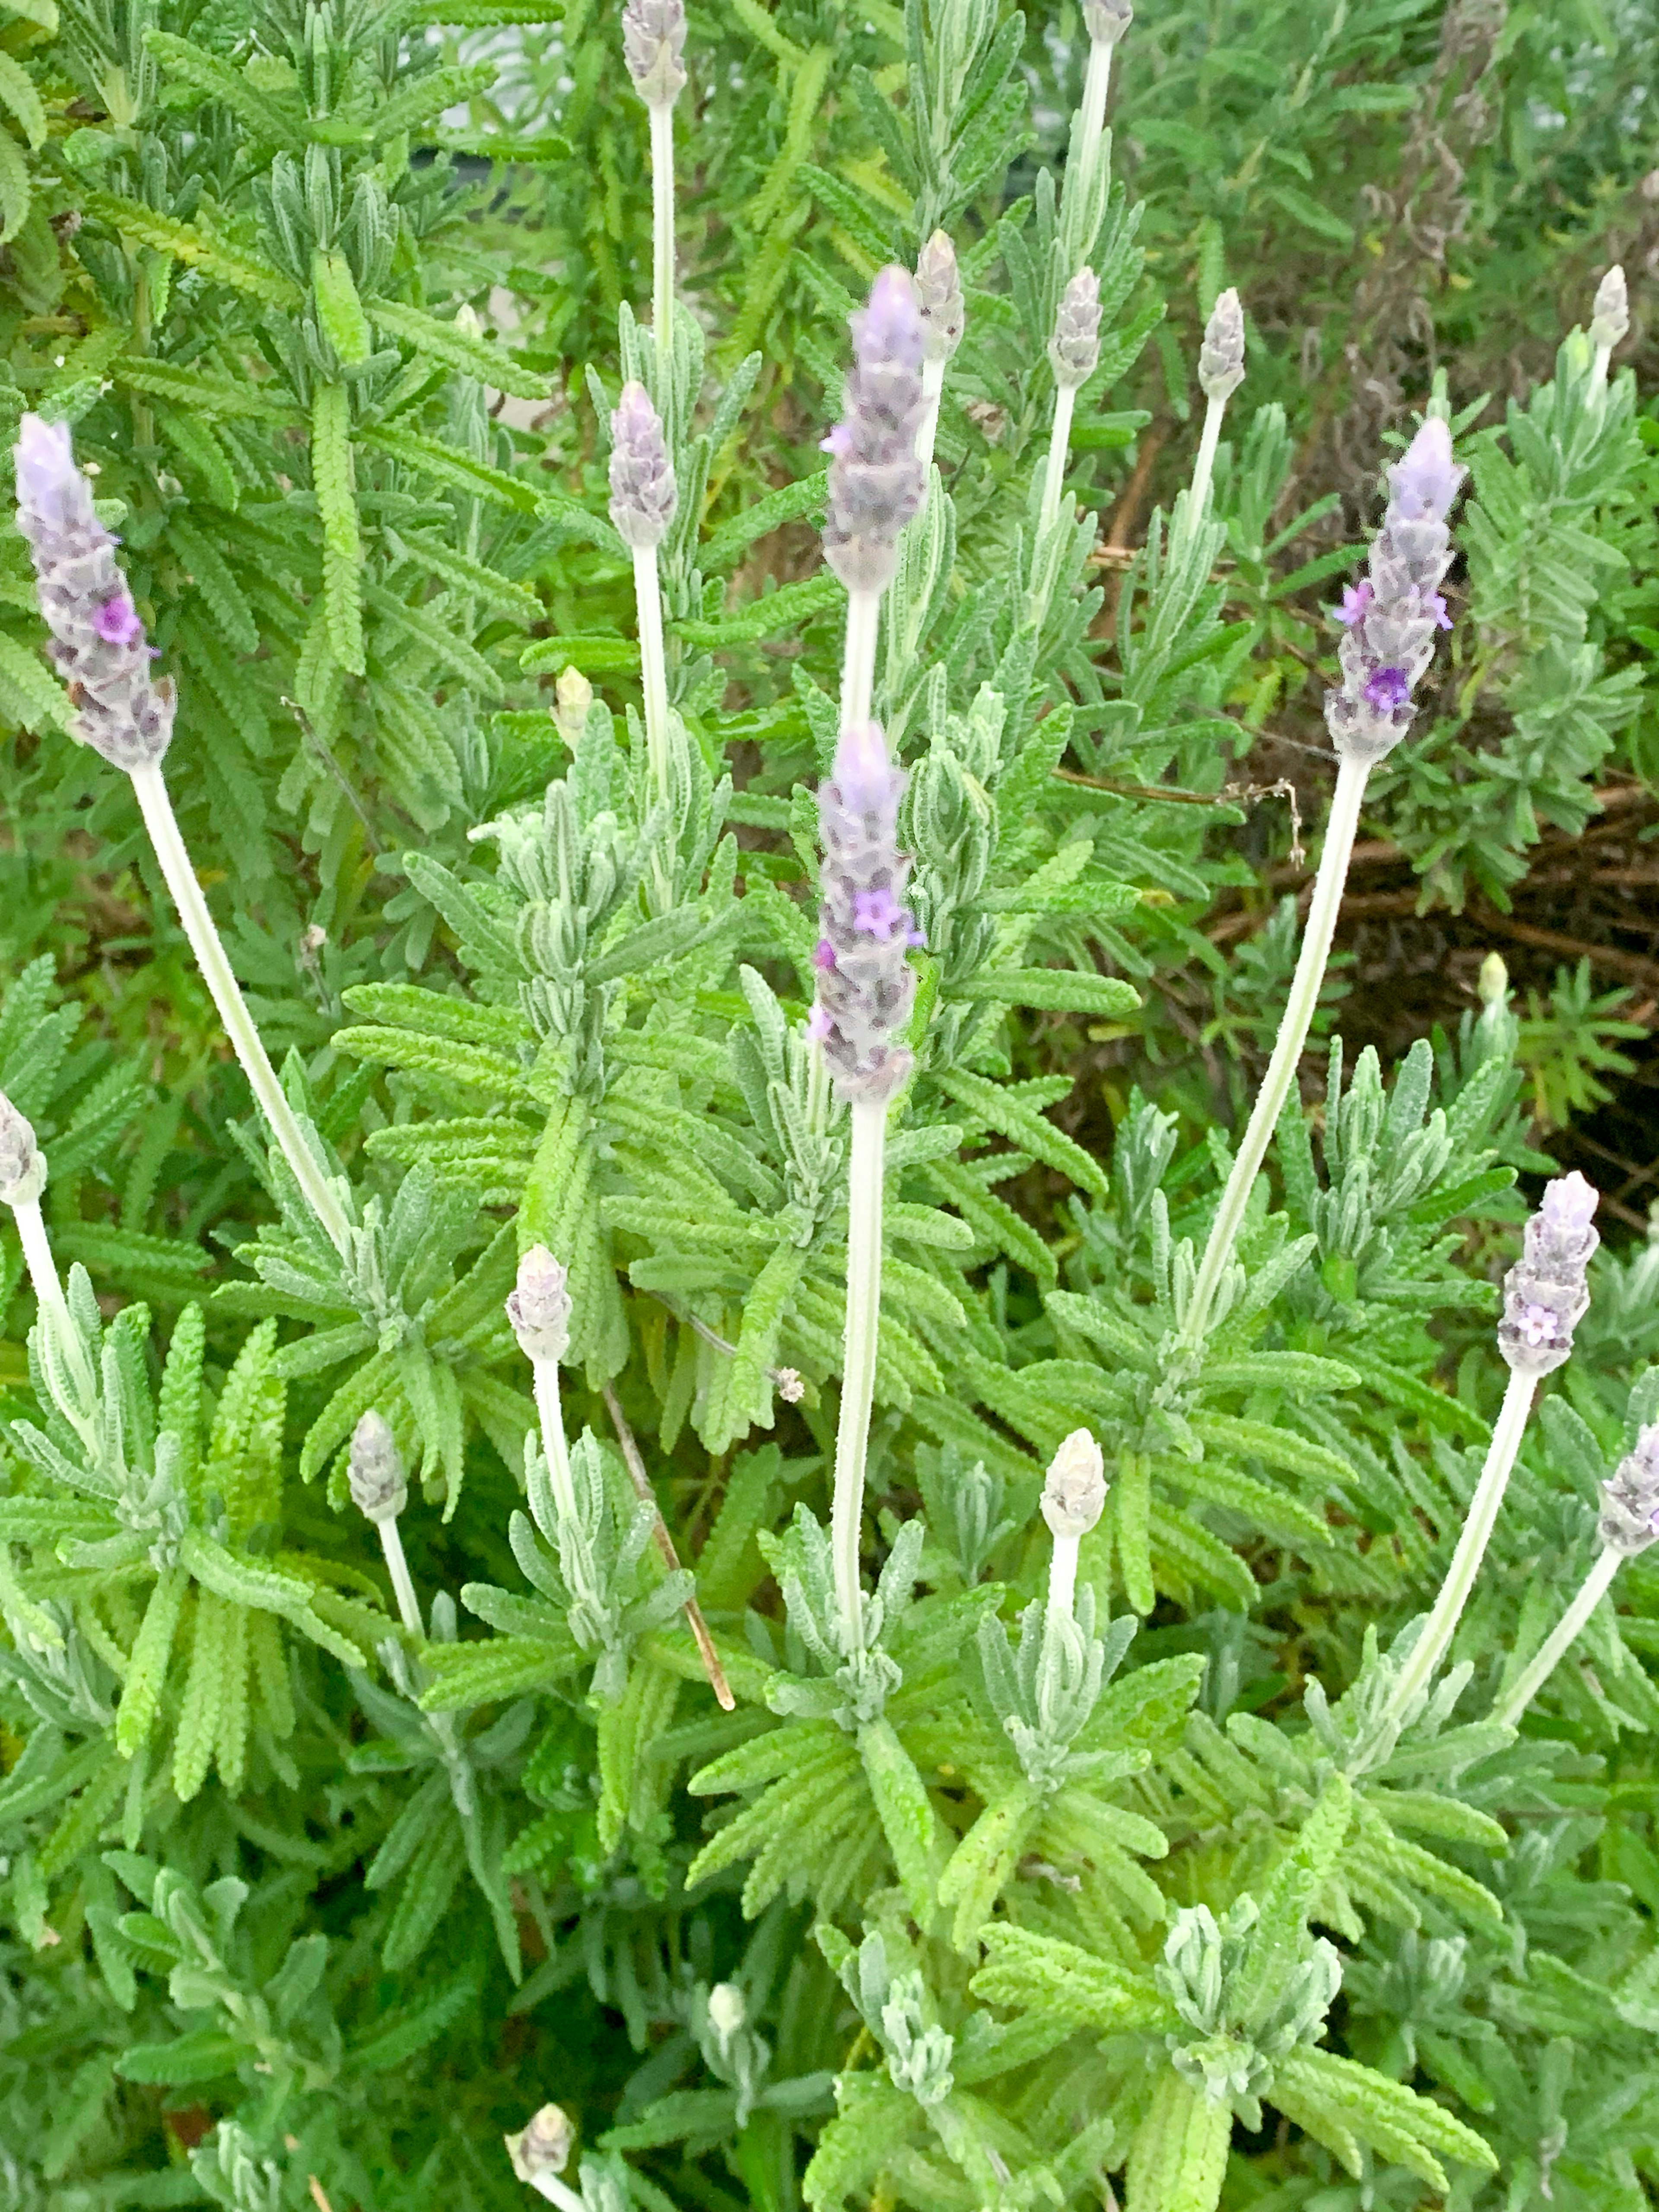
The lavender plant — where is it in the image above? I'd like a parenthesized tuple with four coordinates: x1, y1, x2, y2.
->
(0, 3, 1656, 2210)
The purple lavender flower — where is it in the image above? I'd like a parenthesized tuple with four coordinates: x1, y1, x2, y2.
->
(1049, 270, 1102, 391)
(1599, 1424, 1659, 1556)
(12, 414, 175, 771)
(1498, 1171, 1599, 1378)
(1325, 417, 1465, 767)
(608, 382, 677, 550)
(821, 268, 927, 595)
(623, 0, 686, 105)
(814, 719, 919, 1102)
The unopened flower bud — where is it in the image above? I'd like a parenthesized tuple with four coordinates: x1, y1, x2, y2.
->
(707, 1981, 746, 2035)
(1589, 265, 1629, 353)
(1042, 1430, 1107, 1540)
(1478, 950, 1508, 1007)
(505, 2104, 574, 2186)
(1083, 0, 1133, 44)
(349, 1411, 407, 1525)
(608, 382, 677, 551)
(13, 413, 175, 771)
(774, 1366, 804, 1404)
(915, 232, 965, 365)
(622, 0, 686, 105)
(1198, 288, 1245, 404)
(553, 665, 592, 747)
(1049, 270, 1101, 390)
(0, 1093, 46, 1210)
(1600, 1424, 1659, 1556)
(508, 1245, 572, 1364)
(1499, 1172, 1600, 1378)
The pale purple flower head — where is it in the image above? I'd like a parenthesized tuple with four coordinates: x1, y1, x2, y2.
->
(1198, 289, 1245, 405)
(0, 1090, 46, 1210)
(507, 1243, 572, 1365)
(1042, 1430, 1107, 1541)
(609, 382, 677, 550)
(1599, 1423, 1659, 1556)
(348, 1410, 408, 1526)
(821, 269, 927, 594)
(1083, 0, 1133, 44)
(12, 412, 175, 771)
(622, 0, 686, 105)
(1324, 415, 1465, 767)
(814, 720, 919, 1102)
(1049, 269, 1102, 391)
(1498, 1172, 1599, 1378)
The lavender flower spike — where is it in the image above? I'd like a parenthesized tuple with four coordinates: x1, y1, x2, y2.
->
(609, 382, 677, 550)
(1498, 1171, 1600, 1378)
(1198, 289, 1245, 404)
(507, 1244, 573, 1366)
(0, 1091, 46, 1210)
(1599, 1424, 1659, 1557)
(822, 267, 927, 596)
(1589, 265, 1629, 356)
(12, 414, 174, 771)
(622, 0, 686, 105)
(348, 1411, 408, 1527)
(813, 720, 920, 1105)
(915, 232, 965, 365)
(1084, 0, 1132, 41)
(1049, 270, 1102, 391)
(1325, 416, 1464, 768)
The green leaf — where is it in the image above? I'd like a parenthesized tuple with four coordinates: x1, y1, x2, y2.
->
(311, 381, 365, 676)
(114, 2030, 243, 2086)
(965, 967, 1140, 1018)
(937, 1068, 1109, 1201)
(365, 295, 553, 400)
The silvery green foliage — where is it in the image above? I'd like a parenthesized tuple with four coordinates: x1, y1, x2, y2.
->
(501, 1427, 692, 1704)
(1156, 1895, 1341, 2123)
(975, 1595, 1135, 1794)
(915, 1443, 1014, 1586)
(830, 1933, 955, 2107)
(760, 1507, 925, 1728)
(191, 2123, 283, 2212)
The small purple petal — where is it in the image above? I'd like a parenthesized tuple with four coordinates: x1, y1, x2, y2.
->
(1363, 665, 1410, 712)
(852, 887, 904, 940)
(1335, 582, 1373, 627)
(1424, 590, 1452, 631)
(812, 937, 836, 971)
(806, 1005, 832, 1042)
(1388, 417, 1465, 524)
(94, 593, 142, 646)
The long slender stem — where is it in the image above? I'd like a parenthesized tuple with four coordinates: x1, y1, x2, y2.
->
(129, 763, 353, 1260)
(840, 588, 880, 728)
(378, 1519, 424, 1640)
(1048, 1532, 1080, 1621)
(649, 99, 675, 388)
(915, 355, 946, 482)
(1494, 1547, 1621, 1730)
(602, 1380, 734, 1710)
(632, 543, 671, 810)
(13, 1195, 96, 1416)
(1074, 37, 1113, 201)
(531, 1352, 578, 1524)
(832, 1097, 887, 1653)
(1039, 382, 1078, 537)
(1181, 751, 1368, 1349)
(525, 2173, 585, 2212)
(1183, 394, 1226, 537)
(1390, 1366, 1537, 1723)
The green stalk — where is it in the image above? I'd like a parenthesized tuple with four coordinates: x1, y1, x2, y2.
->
(1180, 751, 1368, 1351)
(130, 762, 354, 1261)
(831, 1096, 887, 1652)
(1494, 1546, 1621, 1729)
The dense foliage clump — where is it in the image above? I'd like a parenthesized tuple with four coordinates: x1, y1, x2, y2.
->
(0, 3, 1657, 2209)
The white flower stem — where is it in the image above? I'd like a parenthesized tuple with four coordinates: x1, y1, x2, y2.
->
(128, 763, 353, 1260)
(1184, 394, 1227, 534)
(840, 588, 880, 728)
(1494, 1546, 1621, 1730)
(650, 98, 675, 387)
(531, 1351, 578, 1524)
(1039, 382, 1078, 537)
(632, 543, 671, 810)
(1591, 343, 1613, 395)
(1048, 1531, 1080, 1622)
(915, 355, 946, 483)
(1181, 751, 1368, 1351)
(832, 1096, 887, 1653)
(377, 1518, 424, 1640)
(13, 1195, 96, 1417)
(1390, 1366, 1538, 1723)
(1076, 37, 1113, 196)
(527, 2173, 585, 2212)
